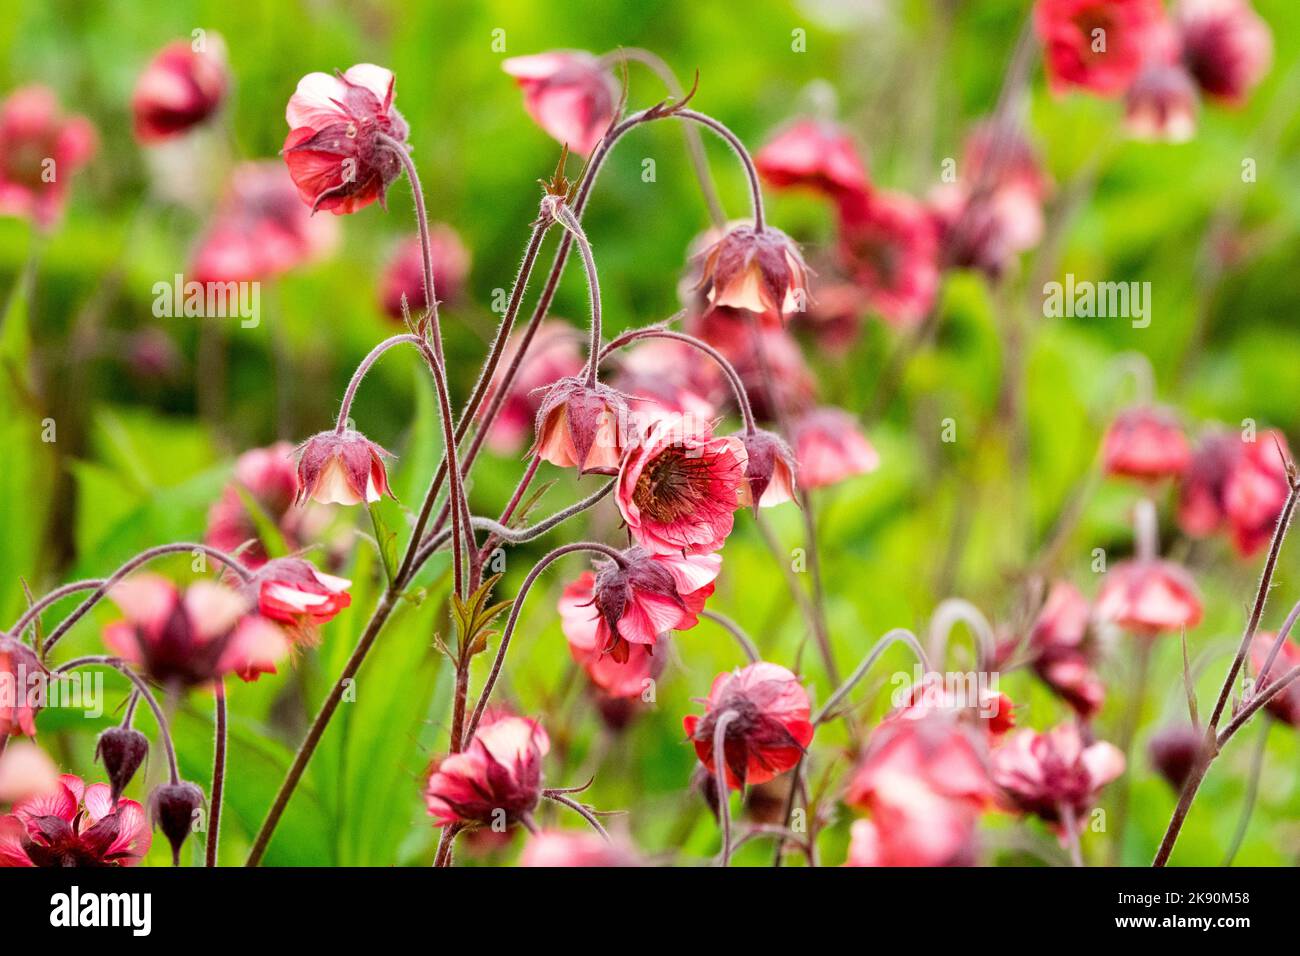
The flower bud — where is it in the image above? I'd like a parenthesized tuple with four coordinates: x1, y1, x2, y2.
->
(95, 727, 149, 806)
(531, 377, 630, 475)
(295, 429, 395, 506)
(1147, 724, 1205, 791)
(736, 428, 798, 512)
(695, 224, 809, 323)
(149, 780, 205, 865)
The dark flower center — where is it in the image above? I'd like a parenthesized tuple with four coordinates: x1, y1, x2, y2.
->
(632, 449, 713, 523)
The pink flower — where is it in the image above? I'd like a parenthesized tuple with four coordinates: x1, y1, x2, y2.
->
(379, 229, 471, 320)
(837, 189, 940, 327)
(532, 377, 631, 475)
(1178, 429, 1291, 556)
(0, 740, 59, 805)
(559, 572, 666, 698)
(205, 442, 306, 568)
(103, 574, 289, 687)
(295, 430, 395, 506)
(992, 723, 1125, 833)
(1028, 582, 1105, 718)
(482, 321, 585, 454)
(248, 557, 351, 647)
(616, 413, 748, 556)
(1176, 0, 1272, 104)
(683, 662, 814, 790)
(1249, 632, 1300, 727)
(687, 308, 816, 420)
(1096, 559, 1203, 637)
(191, 162, 339, 284)
(559, 549, 720, 665)
(792, 281, 866, 352)
(132, 37, 229, 143)
(0, 637, 45, 737)
(755, 118, 870, 200)
(0, 86, 97, 229)
(502, 51, 617, 156)
(1125, 64, 1200, 142)
(519, 829, 639, 867)
(611, 338, 720, 426)
(1034, 0, 1168, 97)
(1102, 406, 1192, 481)
(845, 715, 995, 867)
(892, 678, 1018, 739)
(283, 64, 409, 214)
(694, 225, 811, 324)
(736, 429, 798, 510)
(0, 774, 152, 867)
(425, 714, 549, 829)
(791, 407, 879, 490)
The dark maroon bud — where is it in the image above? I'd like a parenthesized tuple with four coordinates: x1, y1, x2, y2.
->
(1147, 724, 1205, 792)
(691, 764, 721, 821)
(149, 781, 205, 865)
(95, 726, 149, 805)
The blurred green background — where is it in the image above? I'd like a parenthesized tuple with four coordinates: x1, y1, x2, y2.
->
(2, 0, 1299, 866)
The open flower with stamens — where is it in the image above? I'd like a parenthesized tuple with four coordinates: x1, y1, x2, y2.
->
(131, 36, 229, 143)
(616, 414, 748, 556)
(991, 723, 1125, 836)
(683, 662, 814, 790)
(792, 407, 879, 490)
(501, 51, 617, 156)
(694, 225, 810, 324)
(532, 377, 631, 475)
(0, 774, 151, 868)
(103, 574, 289, 687)
(295, 430, 395, 507)
(1102, 405, 1192, 480)
(1096, 559, 1203, 637)
(247, 557, 351, 648)
(0, 637, 45, 738)
(559, 549, 720, 665)
(424, 714, 549, 830)
(283, 64, 408, 214)
(755, 118, 870, 200)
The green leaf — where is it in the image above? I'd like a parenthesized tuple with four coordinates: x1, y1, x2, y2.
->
(369, 503, 399, 586)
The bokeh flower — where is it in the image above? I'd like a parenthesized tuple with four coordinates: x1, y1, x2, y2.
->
(379, 228, 471, 320)
(132, 36, 229, 143)
(502, 51, 617, 155)
(0, 86, 96, 229)
(0, 774, 151, 867)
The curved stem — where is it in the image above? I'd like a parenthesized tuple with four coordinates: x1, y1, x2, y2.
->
(54, 656, 179, 784)
(334, 334, 423, 434)
(713, 711, 739, 866)
(206, 679, 227, 867)
(1222, 717, 1270, 866)
(599, 47, 726, 228)
(601, 326, 756, 434)
(1217, 663, 1300, 747)
(676, 109, 765, 231)
(7, 579, 104, 644)
(543, 790, 611, 841)
(475, 455, 541, 568)
(1257, 599, 1300, 690)
(925, 598, 996, 673)
(547, 203, 603, 387)
(462, 543, 627, 745)
(814, 628, 929, 725)
(433, 822, 462, 868)
(41, 544, 252, 657)
(701, 609, 760, 663)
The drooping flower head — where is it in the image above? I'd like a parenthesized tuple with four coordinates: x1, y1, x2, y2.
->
(1102, 405, 1192, 481)
(836, 189, 940, 327)
(424, 714, 550, 830)
(791, 407, 879, 490)
(191, 161, 339, 284)
(736, 428, 798, 511)
(1096, 559, 1203, 637)
(1176, 0, 1272, 104)
(695, 225, 810, 324)
(283, 64, 409, 214)
(0, 86, 97, 229)
(246, 557, 351, 647)
(1027, 581, 1105, 718)
(103, 574, 289, 687)
(295, 430, 395, 507)
(0, 774, 152, 868)
(1178, 428, 1292, 556)
(755, 118, 870, 200)
(502, 51, 618, 156)
(1125, 64, 1200, 142)
(844, 714, 995, 867)
(0, 637, 46, 738)
(559, 549, 720, 665)
(531, 377, 631, 476)
(132, 36, 229, 143)
(991, 723, 1125, 833)
(1034, 0, 1169, 97)
(559, 572, 666, 698)
(683, 662, 814, 790)
(482, 321, 585, 454)
(616, 413, 748, 556)
(379, 228, 471, 320)
(1249, 632, 1300, 727)
(205, 442, 309, 568)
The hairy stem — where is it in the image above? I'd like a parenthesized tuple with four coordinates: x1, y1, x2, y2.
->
(676, 109, 766, 231)
(206, 679, 227, 867)
(334, 334, 423, 434)
(701, 609, 760, 663)
(714, 711, 739, 866)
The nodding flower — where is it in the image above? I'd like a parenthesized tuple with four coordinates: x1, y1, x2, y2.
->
(1027, 581, 1106, 719)
(1175, 0, 1272, 105)
(1034, 0, 1168, 98)
(531, 377, 632, 476)
(1102, 405, 1192, 481)
(694, 224, 810, 324)
(246, 557, 352, 647)
(0, 637, 46, 738)
(755, 117, 870, 201)
(283, 64, 409, 214)
(683, 662, 814, 791)
(991, 723, 1125, 837)
(1096, 558, 1203, 638)
(0, 86, 97, 229)
(295, 430, 395, 507)
(424, 714, 550, 830)
(379, 229, 470, 320)
(1249, 631, 1300, 727)
(791, 407, 879, 490)
(501, 51, 618, 156)
(836, 188, 940, 328)
(735, 428, 798, 512)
